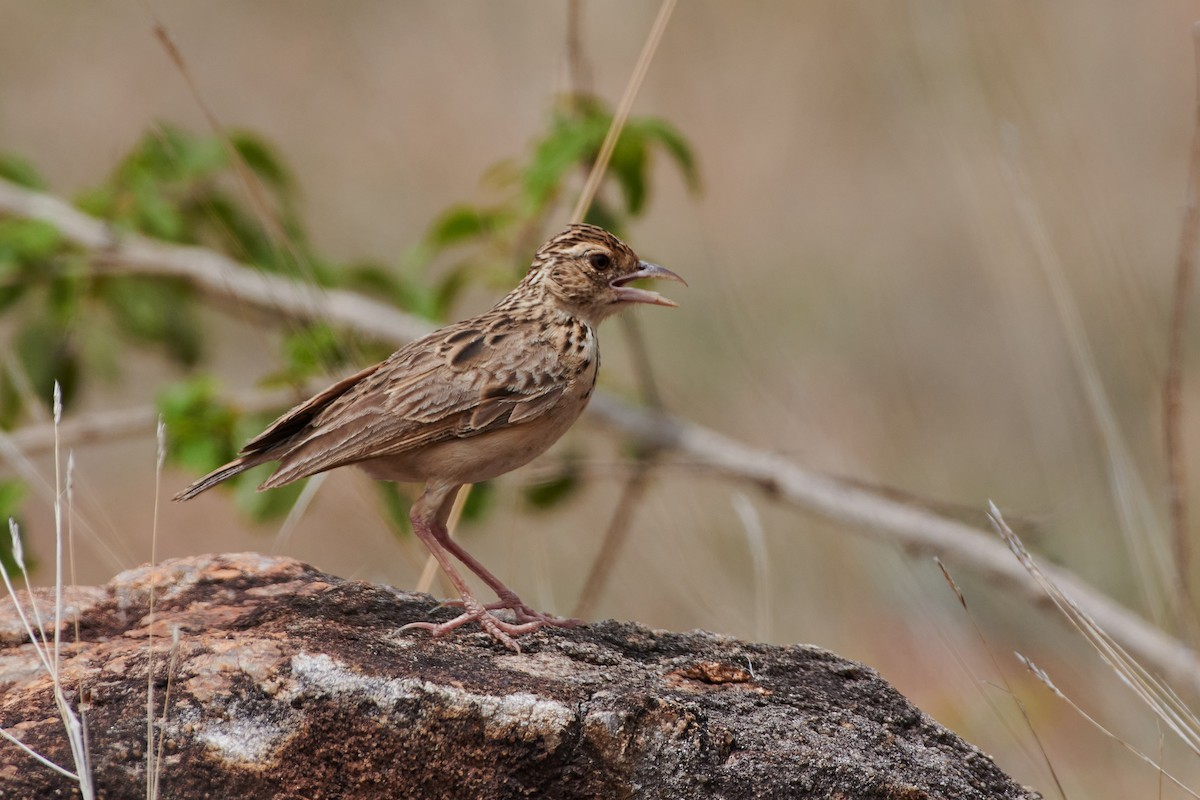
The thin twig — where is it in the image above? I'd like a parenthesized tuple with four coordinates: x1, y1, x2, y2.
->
(565, 0, 592, 102)
(566, 0, 676, 612)
(1, 177, 1198, 690)
(572, 457, 653, 619)
(151, 626, 181, 800)
(1163, 23, 1200, 618)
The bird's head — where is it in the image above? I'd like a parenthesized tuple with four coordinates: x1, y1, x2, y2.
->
(527, 223, 685, 326)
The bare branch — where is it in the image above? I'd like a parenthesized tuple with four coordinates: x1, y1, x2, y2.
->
(1, 176, 1196, 690)
(572, 456, 654, 619)
(1163, 22, 1200, 615)
(8, 386, 306, 458)
(585, 397, 1200, 692)
(0, 179, 430, 346)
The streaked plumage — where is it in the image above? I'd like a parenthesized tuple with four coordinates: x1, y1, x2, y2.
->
(175, 223, 683, 650)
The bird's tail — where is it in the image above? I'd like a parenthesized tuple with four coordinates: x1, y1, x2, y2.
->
(173, 456, 262, 502)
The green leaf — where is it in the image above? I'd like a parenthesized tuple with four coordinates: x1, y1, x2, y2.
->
(158, 377, 239, 473)
(169, 130, 227, 181)
(523, 459, 581, 510)
(73, 185, 116, 219)
(231, 131, 294, 195)
(461, 480, 494, 523)
(0, 480, 25, 518)
(195, 190, 277, 266)
(0, 480, 29, 574)
(101, 277, 201, 365)
(0, 154, 46, 190)
(75, 311, 122, 382)
(347, 264, 440, 321)
(582, 201, 621, 233)
(0, 283, 25, 314)
(282, 322, 350, 379)
(375, 482, 413, 537)
(16, 320, 79, 413)
(234, 466, 304, 522)
(46, 271, 84, 327)
(0, 218, 63, 265)
(0, 374, 22, 430)
(0, 220, 59, 313)
(346, 262, 403, 300)
(346, 261, 447, 321)
(629, 117, 701, 192)
(427, 205, 497, 249)
(609, 132, 648, 215)
(524, 112, 607, 210)
(434, 264, 473, 318)
(130, 175, 186, 241)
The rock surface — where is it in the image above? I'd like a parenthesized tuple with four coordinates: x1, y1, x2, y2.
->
(0, 553, 1040, 799)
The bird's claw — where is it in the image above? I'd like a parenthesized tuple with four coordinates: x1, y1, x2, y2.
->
(438, 594, 584, 628)
(403, 603, 546, 653)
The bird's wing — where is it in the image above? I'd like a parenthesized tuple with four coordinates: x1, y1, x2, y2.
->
(240, 360, 387, 456)
(258, 317, 577, 487)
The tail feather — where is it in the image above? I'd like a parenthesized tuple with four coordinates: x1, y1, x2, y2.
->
(173, 455, 263, 502)
(175, 363, 383, 502)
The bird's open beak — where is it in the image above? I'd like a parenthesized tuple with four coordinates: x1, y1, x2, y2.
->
(611, 261, 687, 307)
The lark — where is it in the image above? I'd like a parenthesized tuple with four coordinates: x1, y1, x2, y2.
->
(175, 223, 684, 650)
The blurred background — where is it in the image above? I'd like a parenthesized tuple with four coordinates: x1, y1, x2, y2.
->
(3, 1, 1200, 795)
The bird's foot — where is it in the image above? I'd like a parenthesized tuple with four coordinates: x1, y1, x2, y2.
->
(403, 598, 546, 653)
(441, 592, 585, 628)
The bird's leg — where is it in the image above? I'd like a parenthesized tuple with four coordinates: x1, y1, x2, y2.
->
(431, 487, 583, 629)
(401, 484, 544, 651)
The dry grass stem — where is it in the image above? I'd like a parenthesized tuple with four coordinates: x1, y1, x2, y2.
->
(733, 493, 772, 644)
(572, 457, 653, 619)
(568, 0, 678, 225)
(52, 385, 93, 798)
(0, 387, 95, 795)
(1017, 653, 1198, 798)
(990, 502, 1200, 757)
(145, 418, 167, 800)
(1001, 129, 1178, 629)
(934, 558, 1066, 800)
(1162, 23, 1200, 616)
(271, 472, 326, 555)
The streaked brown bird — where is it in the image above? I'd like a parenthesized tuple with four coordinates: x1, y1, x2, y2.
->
(175, 223, 684, 650)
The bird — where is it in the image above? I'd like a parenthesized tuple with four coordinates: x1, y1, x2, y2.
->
(174, 223, 684, 651)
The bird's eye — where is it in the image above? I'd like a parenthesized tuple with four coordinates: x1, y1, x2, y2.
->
(588, 252, 612, 270)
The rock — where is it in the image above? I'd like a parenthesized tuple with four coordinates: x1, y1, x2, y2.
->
(0, 553, 1040, 799)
